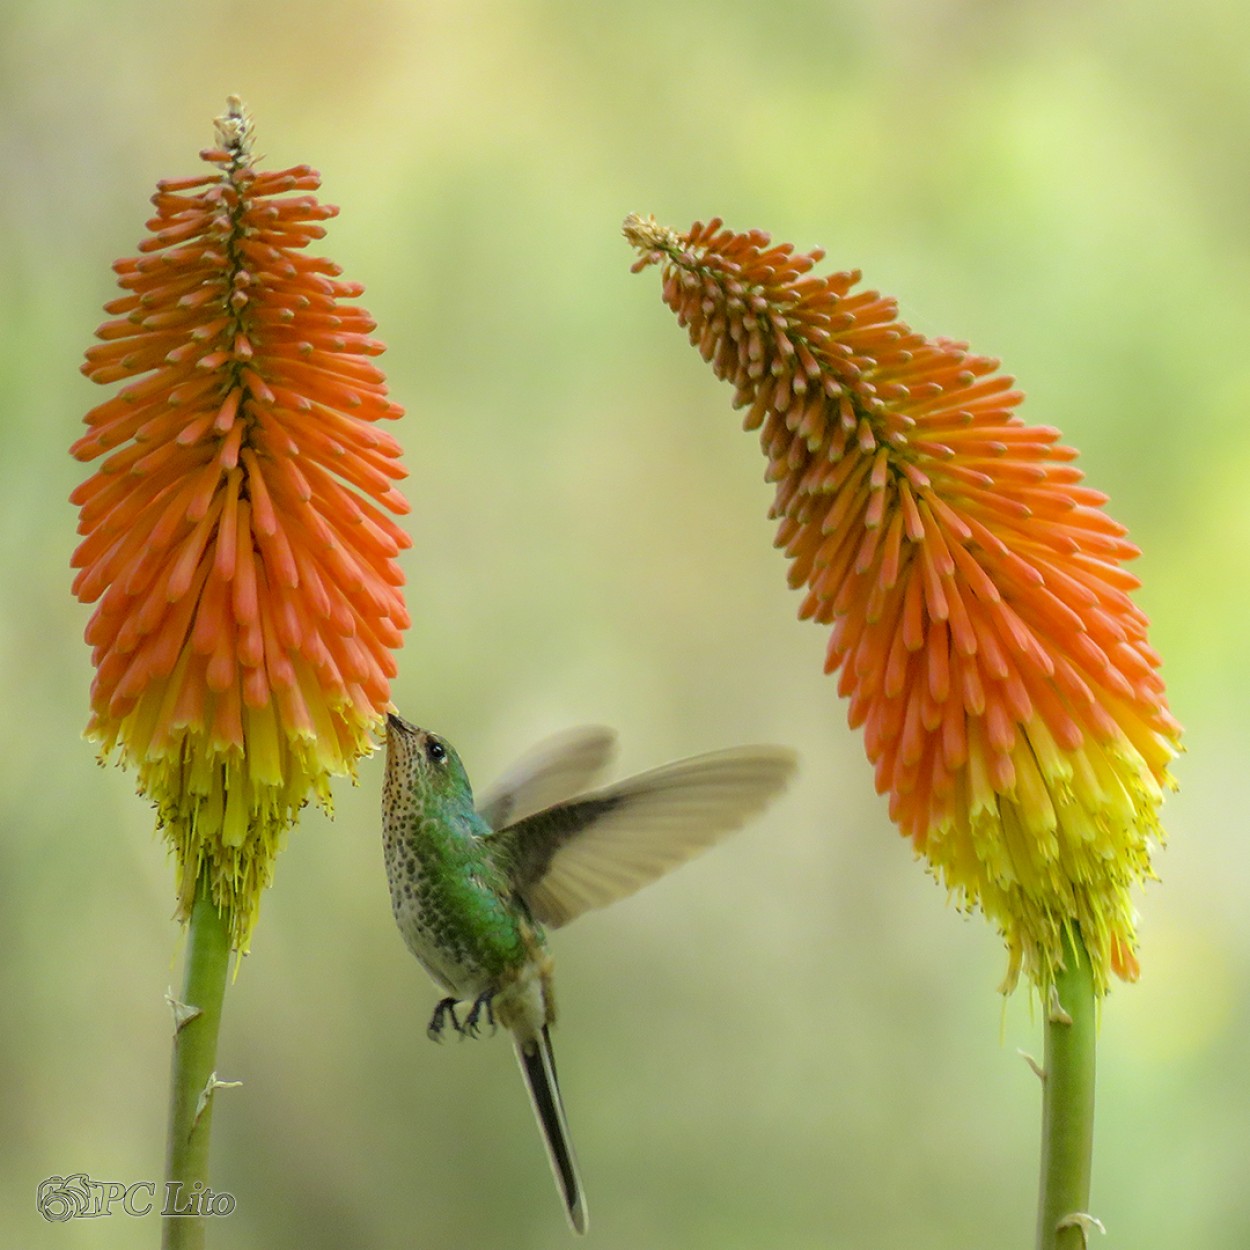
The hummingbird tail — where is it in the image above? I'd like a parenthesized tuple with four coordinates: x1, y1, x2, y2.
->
(514, 1026, 587, 1234)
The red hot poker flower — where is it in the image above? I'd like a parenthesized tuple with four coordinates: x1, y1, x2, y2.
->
(71, 99, 411, 950)
(625, 213, 1180, 994)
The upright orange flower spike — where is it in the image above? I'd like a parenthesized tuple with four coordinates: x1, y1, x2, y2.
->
(71, 98, 411, 950)
(625, 213, 1180, 994)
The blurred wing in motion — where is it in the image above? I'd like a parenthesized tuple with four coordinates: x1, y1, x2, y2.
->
(476, 726, 619, 832)
(495, 746, 797, 928)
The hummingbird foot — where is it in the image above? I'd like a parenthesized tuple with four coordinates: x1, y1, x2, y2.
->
(463, 990, 497, 1038)
(427, 996, 464, 1042)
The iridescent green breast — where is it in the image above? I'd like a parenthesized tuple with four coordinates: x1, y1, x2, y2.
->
(384, 807, 530, 999)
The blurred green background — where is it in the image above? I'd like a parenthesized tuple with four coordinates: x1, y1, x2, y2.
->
(3, 0, 1248, 1246)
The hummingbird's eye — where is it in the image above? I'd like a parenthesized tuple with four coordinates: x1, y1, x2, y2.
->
(425, 739, 447, 765)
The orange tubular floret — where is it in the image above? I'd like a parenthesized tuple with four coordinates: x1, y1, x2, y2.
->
(71, 101, 410, 951)
(626, 213, 1180, 995)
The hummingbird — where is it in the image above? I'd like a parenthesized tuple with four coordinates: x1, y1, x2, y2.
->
(381, 713, 797, 1235)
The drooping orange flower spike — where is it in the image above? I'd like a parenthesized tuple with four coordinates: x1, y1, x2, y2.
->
(625, 214, 1180, 994)
(71, 99, 411, 950)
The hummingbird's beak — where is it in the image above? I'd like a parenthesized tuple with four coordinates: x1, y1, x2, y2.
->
(386, 711, 414, 735)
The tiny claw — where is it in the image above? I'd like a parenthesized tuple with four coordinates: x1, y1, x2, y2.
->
(1057, 1211, 1106, 1247)
(464, 990, 496, 1038)
(427, 996, 463, 1042)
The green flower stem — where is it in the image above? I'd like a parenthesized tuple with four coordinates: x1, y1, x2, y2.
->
(163, 874, 232, 1250)
(1035, 926, 1098, 1250)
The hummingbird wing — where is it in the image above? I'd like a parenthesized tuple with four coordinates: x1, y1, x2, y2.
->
(494, 746, 797, 928)
(475, 726, 619, 831)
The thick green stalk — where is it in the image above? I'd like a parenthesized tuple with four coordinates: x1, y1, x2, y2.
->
(162, 875, 232, 1249)
(1035, 926, 1098, 1250)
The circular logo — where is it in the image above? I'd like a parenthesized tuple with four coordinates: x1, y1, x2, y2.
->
(37, 1174, 91, 1222)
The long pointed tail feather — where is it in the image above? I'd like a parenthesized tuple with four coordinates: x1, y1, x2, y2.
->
(514, 1026, 587, 1234)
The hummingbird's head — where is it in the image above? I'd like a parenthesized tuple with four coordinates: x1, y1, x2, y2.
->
(384, 713, 474, 805)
